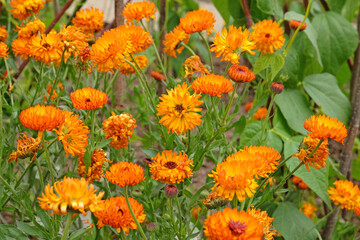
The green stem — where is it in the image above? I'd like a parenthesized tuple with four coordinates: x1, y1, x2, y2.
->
(259, 94, 275, 143)
(223, 62, 231, 77)
(222, 82, 239, 125)
(233, 197, 238, 209)
(198, 32, 214, 73)
(273, 162, 303, 193)
(42, 134, 55, 184)
(175, 196, 183, 239)
(211, 96, 221, 124)
(180, 42, 196, 56)
(120, 229, 127, 240)
(352, 222, 360, 240)
(106, 69, 120, 93)
(240, 199, 246, 211)
(31, 63, 44, 106)
(0, 85, 3, 159)
(34, 156, 45, 191)
(90, 109, 96, 147)
(61, 213, 74, 240)
(187, 130, 191, 154)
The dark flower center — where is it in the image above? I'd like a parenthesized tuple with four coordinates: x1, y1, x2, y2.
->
(85, 98, 91, 103)
(164, 161, 178, 169)
(42, 43, 51, 49)
(265, 33, 271, 38)
(175, 104, 184, 113)
(228, 219, 247, 236)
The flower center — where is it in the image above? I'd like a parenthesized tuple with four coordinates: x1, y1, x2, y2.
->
(265, 33, 271, 38)
(164, 161, 178, 169)
(228, 219, 247, 236)
(42, 43, 51, 49)
(174, 104, 184, 113)
(85, 98, 91, 103)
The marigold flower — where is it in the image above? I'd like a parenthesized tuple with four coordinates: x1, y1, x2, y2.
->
(10, 0, 44, 20)
(78, 149, 111, 182)
(250, 19, 285, 54)
(163, 27, 190, 58)
(191, 74, 233, 97)
(43, 82, 63, 103)
(300, 202, 317, 220)
(59, 24, 88, 61)
(94, 196, 146, 234)
(17, 19, 45, 39)
(204, 208, 263, 240)
(151, 71, 165, 81)
(202, 191, 228, 210)
(253, 107, 267, 120)
(123, 0, 157, 25)
(354, 206, 360, 216)
(248, 208, 277, 240)
(119, 55, 148, 75)
(38, 177, 104, 215)
(328, 180, 360, 210)
(157, 83, 203, 134)
(72, 7, 104, 33)
(183, 56, 210, 79)
(292, 176, 309, 189)
(179, 9, 215, 35)
(12, 38, 31, 59)
(304, 115, 347, 143)
(289, 20, 307, 31)
(8, 133, 41, 162)
(210, 25, 255, 64)
(0, 26, 8, 42)
(0, 42, 8, 59)
(54, 110, 89, 157)
(106, 161, 145, 187)
(102, 112, 137, 149)
(228, 65, 255, 83)
(150, 150, 193, 184)
(116, 25, 153, 54)
(70, 87, 108, 110)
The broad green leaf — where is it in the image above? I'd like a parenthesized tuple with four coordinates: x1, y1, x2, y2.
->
(341, 0, 360, 21)
(257, 0, 283, 19)
(254, 53, 284, 80)
(211, 0, 230, 23)
(274, 89, 313, 134)
(303, 73, 352, 124)
(273, 202, 319, 240)
(232, 115, 246, 141)
(182, 0, 199, 10)
(312, 12, 358, 75)
(266, 130, 283, 153)
(272, 109, 293, 140)
(336, 61, 351, 90)
(17, 221, 48, 239)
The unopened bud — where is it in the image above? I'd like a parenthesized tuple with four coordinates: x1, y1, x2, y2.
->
(289, 20, 307, 31)
(270, 82, 284, 94)
(164, 184, 178, 198)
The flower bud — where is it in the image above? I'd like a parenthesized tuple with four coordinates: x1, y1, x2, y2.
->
(164, 184, 178, 198)
(270, 82, 284, 94)
(289, 20, 307, 31)
(147, 222, 157, 232)
(151, 71, 165, 81)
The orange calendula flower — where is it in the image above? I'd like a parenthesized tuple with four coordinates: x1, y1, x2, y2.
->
(116, 25, 153, 54)
(17, 19, 45, 39)
(70, 87, 108, 110)
(43, 82, 63, 103)
(157, 83, 203, 134)
(183, 56, 210, 79)
(10, 0, 44, 20)
(253, 107, 267, 120)
(300, 202, 317, 220)
(123, 0, 157, 25)
(94, 196, 146, 234)
(250, 19, 285, 54)
(72, 7, 104, 34)
(106, 161, 145, 187)
(304, 115, 347, 144)
(211, 25, 255, 64)
(8, 133, 41, 162)
(54, 110, 89, 157)
(78, 149, 111, 182)
(248, 208, 277, 240)
(0, 42, 9, 58)
(204, 208, 264, 240)
(38, 177, 104, 215)
(163, 27, 190, 58)
(102, 112, 137, 149)
(12, 38, 31, 59)
(150, 150, 193, 184)
(59, 24, 88, 61)
(0, 26, 8, 42)
(293, 136, 329, 172)
(228, 65, 255, 83)
(119, 55, 148, 75)
(289, 20, 307, 31)
(292, 176, 309, 189)
(192, 74, 233, 97)
(179, 9, 215, 35)
(328, 180, 360, 210)
(151, 71, 165, 81)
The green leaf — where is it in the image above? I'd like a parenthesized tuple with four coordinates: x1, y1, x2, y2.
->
(273, 202, 319, 240)
(83, 149, 92, 170)
(312, 12, 358, 75)
(240, 121, 263, 147)
(69, 228, 91, 240)
(94, 139, 112, 149)
(211, 0, 230, 23)
(141, 148, 158, 158)
(36, 205, 51, 230)
(274, 89, 313, 134)
(257, 0, 283, 19)
(303, 73, 352, 124)
(253, 53, 284, 80)
(272, 109, 293, 140)
(0, 225, 28, 240)
(232, 115, 246, 140)
(16, 221, 48, 239)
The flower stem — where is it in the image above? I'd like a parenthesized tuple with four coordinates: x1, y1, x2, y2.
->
(0, 85, 3, 159)
(223, 62, 231, 77)
(120, 229, 127, 240)
(90, 109, 96, 148)
(259, 93, 275, 143)
(61, 212, 74, 240)
(222, 82, 239, 125)
(198, 32, 214, 73)
(42, 134, 55, 184)
(240, 199, 246, 211)
(34, 156, 45, 191)
(175, 196, 183, 239)
(180, 42, 196, 56)
(187, 130, 191, 154)
(211, 96, 221, 124)
(274, 162, 303, 193)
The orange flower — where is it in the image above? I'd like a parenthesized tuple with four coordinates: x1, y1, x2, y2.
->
(54, 110, 89, 157)
(163, 27, 190, 58)
(328, 180, 360, 210)
(8, 133, 41, 162)
(228, 65, 255, 83)
(94, 196, 146, 234)
(248, 208, 277, 240)
(17, 19, 45, 39)
(245, 102, 253, 112)
(293, 136, 329, 172)
(300, 202, 317, 220)
(150, 150, 193, 184)
(0, 42, 8, 59)
(123, 0, 157, 25)
(210, 25, 255, 64)
(0, 26, 8, 42)
(191, 206, 202, 220)
(289, 20, 307, 31)
(251, 19, 285, 54)
(106, 161, 145, 187)
(192, 73, 233, 97)
(202, 191, 228, 210)
(179, 9, 215, 35)
(151, 71, 165, 81)
(19, 105, 65, 136)
(204, 208, 263, 240)
(12, 38, 31, 59)
(59, 24, 88, 61)
(72, 7, 104, 33)
(102, 112, 137, 149)
(304, 115, 347, 143)
(116, 25, 153, 54)
(10, 0, 44, 20)
(292, 176, 309, 189)
(43, 82, 63, 103)
(70, 87, 108, 110)
(119, 55, 148, 75)
(157, 83, 203, 134)
(253, 107, 267, 120)
(183, 56, 210, 79)
(38, 177, 104, 215)
(78, 149, 111, 182)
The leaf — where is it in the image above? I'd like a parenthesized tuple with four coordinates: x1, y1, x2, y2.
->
(257, 0, 283, 19)
(253, 53, 284, 80)
(94, 139, 112, 149)
(272, 109, 293, 140)
(274, 89, 313, 134)
(303, 73, 352, 124)
(211, 0, 230, 23)
(17, 221, 48, 239)
(232, 115, 247, 140)
(69, 228, 91, 240)
(141, 148, 158, 158)
(0, 225, 28, 240)
(239, 121, 263, 147)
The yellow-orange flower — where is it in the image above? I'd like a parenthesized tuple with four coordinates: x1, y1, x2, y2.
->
(78, 149, 111, 182)
(94, 196, 146, 234)
(211, 25, 255, 64)
(292, 176, 309, 189)
(300, 202, 317, 220)
(12, 38, 31, 59)
(118, 25, 154, 54)
(157, 83, 203, 134)
(54, 110, 89, 157)
(70, 87, 108, 110)
(59, 24, 88, 61)
(163, 27, 190, 58)
(119, 55, 148, 75)
(0, 26, 8, 42)
(228, 65, 255, 83)
(150, 150, 193, 184)
(72, 7, 104, 34)
(0, 42, 8, 59)
(17, 19, 45, 39)
(253, 107, 267, 120)
(102, 112, 137, 149)
(304, 115, 347, 144)
(123, 0, 157, 25)
(250, 19, 285, 54)
(248, 208, 277, 240)
(192, 74, 233, 97)
(328, 180, 360, 210)
(10, 0, 44, 20)
(28, 30, 64, 66)
(179, 9, 215, 35)
(293, 136, 329, 172)
(289, 20, 307, 31)
(204, 208, 263, 240)
(106, 161, 145, 187)
(38, 177, 104, 215)
(183, 56, 210, 79)
(8, 133, 41, 162)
